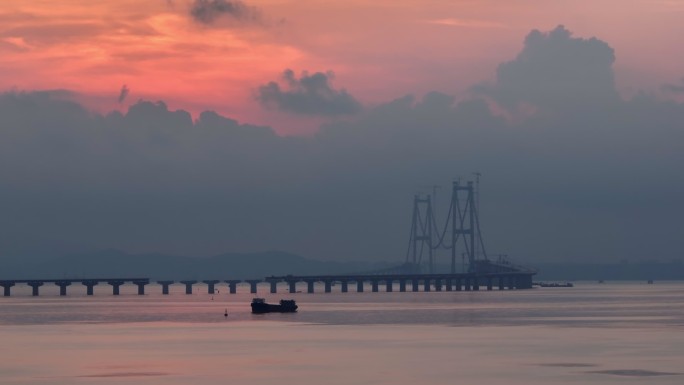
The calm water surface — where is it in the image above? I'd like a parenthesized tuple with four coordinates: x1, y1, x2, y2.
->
(1, 282, 683, 384)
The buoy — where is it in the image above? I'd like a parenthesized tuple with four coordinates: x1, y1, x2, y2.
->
(224, 309, 228, 318)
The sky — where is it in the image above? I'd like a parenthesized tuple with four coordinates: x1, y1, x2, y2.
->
(1, 0, 683, 266)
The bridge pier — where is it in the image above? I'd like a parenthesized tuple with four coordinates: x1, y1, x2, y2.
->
(371, 280, 379, 292)
(133, 280, 147, 295)
(246, 280, 261, 294)
(108, 280, 124, 295)
(180, 280, 197, 295)
(157, 280, 174, 295)
(445, 278, 452, 291)
(412, 279, 419, 292)
(1, 281, 15, 297)
(203, 280, 220, 294)
(55, 281, 71, 296)
(256, 273, 537, 295)
(270, 281, 278, 294)
(81, 280, 99, 295)
(288, 280, 297, 294)
(226, 280, 241, 294)
(306, 280, 315, 293)
(28, 281, 43, 296)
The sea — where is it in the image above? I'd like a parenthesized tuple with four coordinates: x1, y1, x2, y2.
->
(1, 281, 683, 384)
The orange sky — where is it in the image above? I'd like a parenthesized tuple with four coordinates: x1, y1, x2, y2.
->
(1, 0, 683, 134)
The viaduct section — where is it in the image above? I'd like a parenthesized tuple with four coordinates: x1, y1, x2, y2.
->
(0, 272, 534, 297)
(0, 278, 150, 297)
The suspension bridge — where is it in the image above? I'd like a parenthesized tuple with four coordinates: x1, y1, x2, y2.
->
(0, 177, 536, 296)
(265, 177, 537, 292)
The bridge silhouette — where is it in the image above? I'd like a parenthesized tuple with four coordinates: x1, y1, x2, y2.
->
(0, 178, 537, 297)
(0, 271, 534, 297)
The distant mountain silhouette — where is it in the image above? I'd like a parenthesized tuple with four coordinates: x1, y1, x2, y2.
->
(1, 250, 681, 281)
(0, 249, 392, 280)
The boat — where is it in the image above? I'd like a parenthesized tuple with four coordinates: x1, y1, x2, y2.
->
(251, 298, 298, 314)
(538, 282, 574, 288)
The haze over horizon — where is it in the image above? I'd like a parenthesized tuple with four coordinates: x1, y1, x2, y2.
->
(1, 1, 683, 267)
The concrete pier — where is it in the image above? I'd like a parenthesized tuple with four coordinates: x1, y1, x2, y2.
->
(324, 280, 332, 293)
(356, 280, 364, 292)
(306, 280, 315, 293)
(269, 281, 278, 293)
(371, 280, 379, 292)
(455, 278, 462, 291)
(54, 281, 71, 296)
(180, 280, 197, 295)
(445, 278, 452, 291)
(203, 280, 220, 294)
(133, 280, 147, 295)
(107, 280, 124, 295)
(81, 280, 99, 295)
(1, 281, 15, 297)
(226, 280, 241, 294)
(385, 280, 393, 292)
(423, 279, 431, 292)
(341, 280, 348, 293)
(412, 279, 419, 292)
(435, 279, 442, 291)
(399, 279, 406, 292)
(158, 280, 174, 295)
(245, 280, 261, 294)
(288, 280, 297, 293)
(28, 281, 43, 296)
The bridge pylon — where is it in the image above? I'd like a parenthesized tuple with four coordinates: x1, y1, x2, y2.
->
(408, 194, 434, 273)
(450, 180, 478, 273)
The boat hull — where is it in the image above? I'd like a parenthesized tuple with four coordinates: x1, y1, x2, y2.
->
(251, 302, 298, 314)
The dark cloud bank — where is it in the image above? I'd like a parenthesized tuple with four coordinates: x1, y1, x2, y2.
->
(1, 26, 683, 270)
(257, 69, 363, 116)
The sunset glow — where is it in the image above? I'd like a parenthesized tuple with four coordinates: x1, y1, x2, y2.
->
(2, 0, 683, 134)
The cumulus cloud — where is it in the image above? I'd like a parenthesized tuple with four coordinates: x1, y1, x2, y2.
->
(476, 25, 619, 113)
(1, 26, 683, 266)
(257, 69, 363, 116)
(189, 0, 261, 25)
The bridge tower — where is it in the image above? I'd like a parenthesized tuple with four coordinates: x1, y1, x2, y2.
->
(408, 194, 434, 273)
(450, 181, 477, 273)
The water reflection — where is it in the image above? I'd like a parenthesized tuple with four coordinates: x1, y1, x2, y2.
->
(0, 283, 682, 385)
